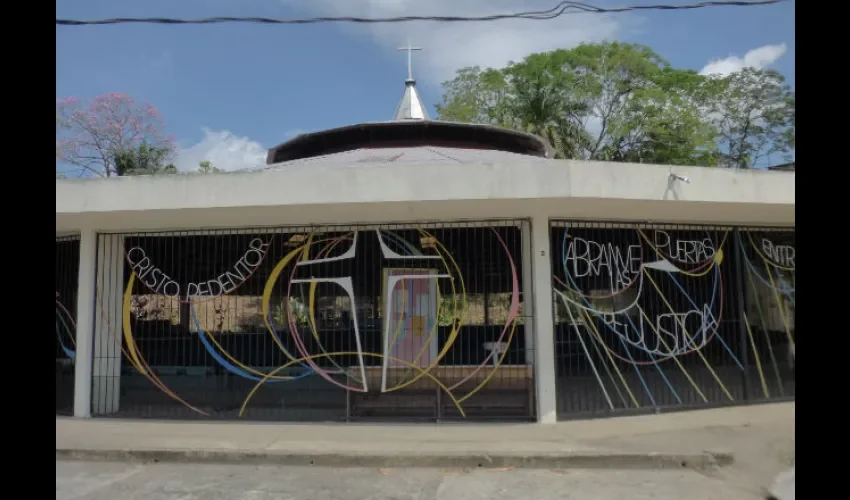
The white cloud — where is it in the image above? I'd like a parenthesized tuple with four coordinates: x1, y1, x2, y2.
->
(279, 0, 624, 84)
(699, 43, 787, 77)
(175, 128, 267, 172)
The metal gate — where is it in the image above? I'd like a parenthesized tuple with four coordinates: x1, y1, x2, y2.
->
(550, 221, 794, 418)
(91, 221, 533, 421)
(56, 235, 81, 415)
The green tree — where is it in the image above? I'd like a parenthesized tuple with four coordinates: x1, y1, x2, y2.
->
(602, 67, 719, 165)
(197, 160, 222, 174)
(436, 66, 514, 127)
(435, 42, 736, 166)
(111, 143, 177, 176)
(782, 92, 795, 152)
(437, 57, 591, 158)
(501, 50, 592, 159)
(561, 42, 672, 160)
(704, 68, 795, 169)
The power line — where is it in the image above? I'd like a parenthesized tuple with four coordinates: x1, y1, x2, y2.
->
(56, 1, 786, 26)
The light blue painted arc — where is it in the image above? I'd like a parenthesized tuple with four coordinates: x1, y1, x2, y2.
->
(559, 293, 615, 410)
(567, 282, 658, 407)
(622, 312, 682, 404)
(55, 315, 76, 360)
(379, 230, 422, 256)
(265, 312, 315, 372)
(665, 266, 745, 371)
(615, 324, 657, 407)
(190, 305, 313, 382)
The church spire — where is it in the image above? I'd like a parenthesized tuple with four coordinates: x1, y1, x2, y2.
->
(393, 42, 429, 121)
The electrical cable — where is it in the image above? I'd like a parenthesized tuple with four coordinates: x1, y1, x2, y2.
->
(57, 1, 786, 27)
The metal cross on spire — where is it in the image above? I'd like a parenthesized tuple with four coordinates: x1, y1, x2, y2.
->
(397, 41, 422, 82)
(392, 41, 428, 120)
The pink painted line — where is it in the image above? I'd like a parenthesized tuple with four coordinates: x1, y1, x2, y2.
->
(447, 228, 520, 390)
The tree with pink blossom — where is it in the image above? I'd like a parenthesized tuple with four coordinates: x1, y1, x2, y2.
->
(56, 93, 176, 177)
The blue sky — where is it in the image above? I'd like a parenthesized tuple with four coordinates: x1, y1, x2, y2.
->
(56, 0, 795, 171)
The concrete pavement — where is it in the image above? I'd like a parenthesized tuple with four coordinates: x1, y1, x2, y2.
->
(57, 402, 793, 476)
(768, 467, 795, 500)
(56, 461, 770, 500)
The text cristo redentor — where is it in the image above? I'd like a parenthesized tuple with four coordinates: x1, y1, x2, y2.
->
(126, 238, 270, 299)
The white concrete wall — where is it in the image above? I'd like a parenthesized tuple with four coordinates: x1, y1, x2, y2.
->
(56, 160, 794, 232)
(73, 230, 96, 417)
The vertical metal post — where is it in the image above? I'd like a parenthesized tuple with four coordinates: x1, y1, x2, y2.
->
(345, 374, 351, 422)
(521, 220, 536, 420)
(521, 221, 535, 367)
(483, 275, 490, 327)
(733, 228, 751, 401)
(435, 386, 442, 422)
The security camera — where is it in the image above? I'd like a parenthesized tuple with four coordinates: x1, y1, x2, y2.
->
(669, 173, 691, 184)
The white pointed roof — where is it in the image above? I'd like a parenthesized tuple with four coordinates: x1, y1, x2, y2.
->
(393, 78, 429, 121)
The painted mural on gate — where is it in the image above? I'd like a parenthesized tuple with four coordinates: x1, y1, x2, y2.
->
(56, 236, 81, 415)
(56, 292, 77, 360)
(551, 224, 795, 412)
(94, 227, 523, 418)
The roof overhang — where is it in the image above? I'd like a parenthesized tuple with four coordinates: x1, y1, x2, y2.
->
(57, 160, 795, 232)
(768, 162, 796, 172)
(266, 120, 554, 164)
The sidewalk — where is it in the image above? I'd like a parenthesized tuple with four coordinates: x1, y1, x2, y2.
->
(57, 402, 793, 473)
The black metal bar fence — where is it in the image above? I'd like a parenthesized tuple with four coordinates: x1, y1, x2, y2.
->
(90, 221, 534, 422)
(56, 234, 81, 415)
(550, 221, 795, 419)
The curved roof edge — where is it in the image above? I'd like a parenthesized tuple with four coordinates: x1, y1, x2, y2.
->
(266, 120, 554, 164)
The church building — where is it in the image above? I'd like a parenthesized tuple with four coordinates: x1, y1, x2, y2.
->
(56, 48, 795, 424)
